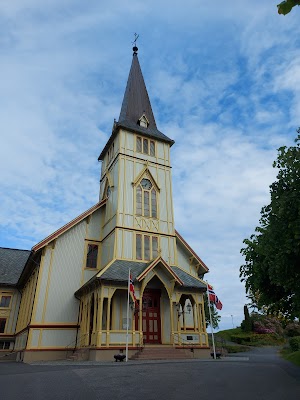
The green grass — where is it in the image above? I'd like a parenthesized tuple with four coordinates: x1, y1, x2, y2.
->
(215, 327, 242, 341)
(215, 328, 284, 347)
(281, 348, 300, 367)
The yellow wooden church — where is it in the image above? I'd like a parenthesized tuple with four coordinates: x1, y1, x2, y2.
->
(0, 46, 211, 362)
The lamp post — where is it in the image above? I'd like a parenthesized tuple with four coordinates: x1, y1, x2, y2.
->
(176, 302, 192, 319)
(231, 314, 234, 329)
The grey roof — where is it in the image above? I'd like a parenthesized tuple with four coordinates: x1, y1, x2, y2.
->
(171, 266, 206, 289)
(99, 260, 206, 290)
(98, 52, 174, 161)
(100, 260, 151, 282)
(0, 248, 31, 285)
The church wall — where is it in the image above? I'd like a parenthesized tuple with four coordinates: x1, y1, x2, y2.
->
(101, 231, 115, 267)
(87, 208, 102, 240)
(34, 329, 77, 348)
(176, 242, 192, 274)
(161, 292, 171, 344)
(16, 268, 38, 333)
(102, 155, 118, 237)
(32, 247, 52, 322)
(116, 229, 134, 260)
(160, 236, 176, 266)
(15, 330, 28, 351)
(37, 222, 85, 325)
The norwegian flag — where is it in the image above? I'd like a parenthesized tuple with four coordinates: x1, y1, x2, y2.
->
(129, 273, 136, 302)
(208, 284, 223, 310)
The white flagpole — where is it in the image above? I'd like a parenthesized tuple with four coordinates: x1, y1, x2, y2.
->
(125, 268, 130, 362)
(206, 281, 216, 360)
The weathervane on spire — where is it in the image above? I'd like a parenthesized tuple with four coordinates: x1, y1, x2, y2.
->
(132, 33, 139, 55)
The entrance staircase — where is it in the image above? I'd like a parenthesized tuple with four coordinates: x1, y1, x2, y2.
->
(131, 345, 194, 361)
(66, 348, 90, 361)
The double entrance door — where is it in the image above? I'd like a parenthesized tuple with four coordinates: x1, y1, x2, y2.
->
(142, 289, 161, 344)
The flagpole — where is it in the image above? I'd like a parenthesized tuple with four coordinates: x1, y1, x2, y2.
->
(206, 281, 216, 360)
(125, 268, 130, 362)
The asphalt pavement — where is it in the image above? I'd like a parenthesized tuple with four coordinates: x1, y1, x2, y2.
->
(0, 347, 299, 400)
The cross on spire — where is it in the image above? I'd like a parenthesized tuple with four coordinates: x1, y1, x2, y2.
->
(132, 33, 139, 55)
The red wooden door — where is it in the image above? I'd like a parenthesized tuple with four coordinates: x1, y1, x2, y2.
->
(142, 290, 161, 344)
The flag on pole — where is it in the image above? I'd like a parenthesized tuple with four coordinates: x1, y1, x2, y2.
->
(208, 284, 223, 310)
(129, 273, 136, 302)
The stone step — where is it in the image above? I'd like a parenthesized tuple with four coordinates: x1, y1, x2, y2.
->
(131, 347, 194, 361)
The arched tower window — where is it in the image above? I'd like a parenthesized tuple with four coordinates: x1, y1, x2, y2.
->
(136, 178, 157, 218)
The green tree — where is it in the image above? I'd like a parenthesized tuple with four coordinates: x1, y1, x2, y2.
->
(204, 295, 221, 329)
(277, 0, 300, 15)
(240, 132, 300, 319)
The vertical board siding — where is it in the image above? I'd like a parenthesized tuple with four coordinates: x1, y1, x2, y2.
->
(87, 209, 102, 240)
(123, 230, 133, 259)
(124, 160, 134, 216)
(177, 243, 190, 272)
(43, 221, 86, 322)
(101, 232, 115, 267)
(15, 330, 28, 351)
(161, 295, 170, 343)
(41, 329, 77, 347)
(34, 249, 51, 322)
(30, 329, 40, 348)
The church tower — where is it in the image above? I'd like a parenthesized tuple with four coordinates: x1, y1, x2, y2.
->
(98, 45, 177, 267)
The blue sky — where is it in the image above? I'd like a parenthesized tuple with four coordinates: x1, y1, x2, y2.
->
(1, 1, 299, 330)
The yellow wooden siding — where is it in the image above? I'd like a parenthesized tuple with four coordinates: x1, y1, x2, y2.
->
(41, 222, 85, 324)
(101, 231, 115, 267)
(87, 208, 102, 240)
(15, 269, 38, 333)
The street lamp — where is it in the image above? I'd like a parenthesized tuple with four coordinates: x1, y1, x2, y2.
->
(176, 302, 192, 319)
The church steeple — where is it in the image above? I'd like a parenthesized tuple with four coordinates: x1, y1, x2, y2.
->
(98, 46, 173, 161)
(117, 46, 174, 144)
(118, 46, 158, 131)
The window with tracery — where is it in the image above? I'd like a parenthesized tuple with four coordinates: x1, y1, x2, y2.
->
(136, 178, 157, 218)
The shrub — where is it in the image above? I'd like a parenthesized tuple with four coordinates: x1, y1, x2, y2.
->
(253, 321, 274, 334)
(289, 336, 300, 352)
(251, 315, 284, 335)
(285, 322, 300, 337)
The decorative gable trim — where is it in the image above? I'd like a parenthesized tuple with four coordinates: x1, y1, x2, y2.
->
(32, 199, 107, 252)
(132, 165, 160, 191)
(136, 256, 183, 285)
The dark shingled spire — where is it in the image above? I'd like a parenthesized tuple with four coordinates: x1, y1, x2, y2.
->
(98, 47, 174, 161)
(119, 48, 158, 130)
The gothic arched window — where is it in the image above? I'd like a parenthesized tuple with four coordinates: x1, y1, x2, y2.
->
(136, 178, 157, 218)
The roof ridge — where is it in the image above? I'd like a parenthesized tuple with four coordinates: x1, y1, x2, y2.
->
(0, 247, 31, 252)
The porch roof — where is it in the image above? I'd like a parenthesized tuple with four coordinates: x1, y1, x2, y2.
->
(100, 260, 206, 290)
(100, 260, 151, 282)
(171, 266, 206, 289)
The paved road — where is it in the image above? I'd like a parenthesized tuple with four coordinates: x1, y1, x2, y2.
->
(0, 347, 299, 400)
